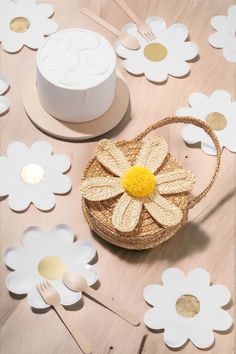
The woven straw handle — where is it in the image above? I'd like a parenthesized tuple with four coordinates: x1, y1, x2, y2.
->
(134, 116, 221, 209)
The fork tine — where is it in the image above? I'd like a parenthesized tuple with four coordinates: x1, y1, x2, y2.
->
(150, 31, 156, 40)
(142, 32, 150, 41)
(46, 280, 51, 288)
(145, 32, 153, 41)
(44, 281, 49, 289)
(36, 284, 42, 293)
(148, 31, 155, 41)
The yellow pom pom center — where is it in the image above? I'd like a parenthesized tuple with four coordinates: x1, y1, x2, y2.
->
(121, 166, 155, 197)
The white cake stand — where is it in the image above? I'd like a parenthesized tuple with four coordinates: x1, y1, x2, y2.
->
(22, 72, 130, 141)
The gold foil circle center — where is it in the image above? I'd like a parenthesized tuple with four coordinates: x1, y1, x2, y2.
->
(21, 164, 44, 184)
(38, 256, 67, 280)
(176, 294, 200, 318)
(144, 43, 168, 62)
(10, 17, 30, 33)
(205, 112, 227, 131)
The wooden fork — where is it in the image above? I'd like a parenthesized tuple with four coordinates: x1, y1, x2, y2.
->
(36, 281, 92, 354)
(113, 0, 156, 41)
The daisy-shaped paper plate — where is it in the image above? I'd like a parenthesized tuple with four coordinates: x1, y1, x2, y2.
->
(114, 16, 198, 83)
(0, 140, 71, 211)
(0, 75, 10, 115)
(144, 268, 232, 349)
(80, 138, 195, 233)
(208, 5, 236, 63)
(0, 0, 57, 53)
(4, 225, 98, 309)
(176, 90, 236, 155)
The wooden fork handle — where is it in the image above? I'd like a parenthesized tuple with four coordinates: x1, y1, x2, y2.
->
(113, 0, 141, 24)
(54, 304, 92, 354)
(85, 288, 140, 326)
(80, 8, 120, 36)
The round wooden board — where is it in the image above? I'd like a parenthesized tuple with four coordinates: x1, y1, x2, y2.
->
(22, 72, 130, 141)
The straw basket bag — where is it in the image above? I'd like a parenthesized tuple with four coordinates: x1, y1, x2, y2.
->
(81, 116, 221, 250)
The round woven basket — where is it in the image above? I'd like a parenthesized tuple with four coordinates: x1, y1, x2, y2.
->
(82, 116, 221, 250)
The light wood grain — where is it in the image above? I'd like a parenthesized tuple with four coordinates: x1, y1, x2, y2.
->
(0, 1, 235, 354)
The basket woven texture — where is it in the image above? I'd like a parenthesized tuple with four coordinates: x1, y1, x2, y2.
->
(82, 116, 221, 250)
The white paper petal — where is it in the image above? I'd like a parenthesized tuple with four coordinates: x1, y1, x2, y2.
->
(24, 34, 45, 50)
(22, 226, 44, 247)
(143, 284, 165, 306)
(0, 75, 10, 95)
(0, 96, 10, 114)
(5, 271, 33, 294)
(201, 140, 217, 156)
(2, 36, 24, 53)
(7, 141, 28, 159)
(223, 42, 236, 63)
(188, 92, 209, 108)
(207, 284, 231, 307)
(228, 5, 236, 17)
(29, 141, 53, 156)
(50, 155, 71, 173)
(187, 268, 210, 287)
(189, 326, 214, 349)
(51, 174, 71, 194)
(49, 224, 74, 244)
(146, 16, 166, 34)
(36, 3, 54, 18)
(208, 32, 226, 48)
(211, 90, 232, 105)
(209, 308, 232, 331)
(4, 246, 24, 269)
(210, 15, 226, 31)
(164, 325, 188, 348)
(167, 23, 188, 42)
(70, 240, 97, 265)
(182, 42, 199, 60)
(144, 307, 165, 330)
(123, 57, 144, 75)
(8, 189, 31, 211)
(145, 67, 168, 82)
(31, 190, 55, 211)
(161, 268, 185, 288)
(168, 60, 190, 77)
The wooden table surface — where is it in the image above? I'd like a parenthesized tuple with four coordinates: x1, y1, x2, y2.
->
(0, 1, 235, 353)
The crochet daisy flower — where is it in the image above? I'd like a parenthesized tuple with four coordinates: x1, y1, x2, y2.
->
(80, 138, 195, 233)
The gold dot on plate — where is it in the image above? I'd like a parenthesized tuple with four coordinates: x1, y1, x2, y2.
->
(10, 17, 30, 33)
(38, 256, 67, 280)
(20, 164, 44, 184)
(176, 294, 200, 318)
(205, 112, 227, 131)
(144, 43, 168, 62)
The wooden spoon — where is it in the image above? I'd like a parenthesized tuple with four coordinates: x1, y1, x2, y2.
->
(80, 8, 140, 50)
(63, 271, 140, 326)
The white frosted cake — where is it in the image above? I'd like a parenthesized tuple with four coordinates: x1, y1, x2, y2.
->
(36, 29, 116, 123)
